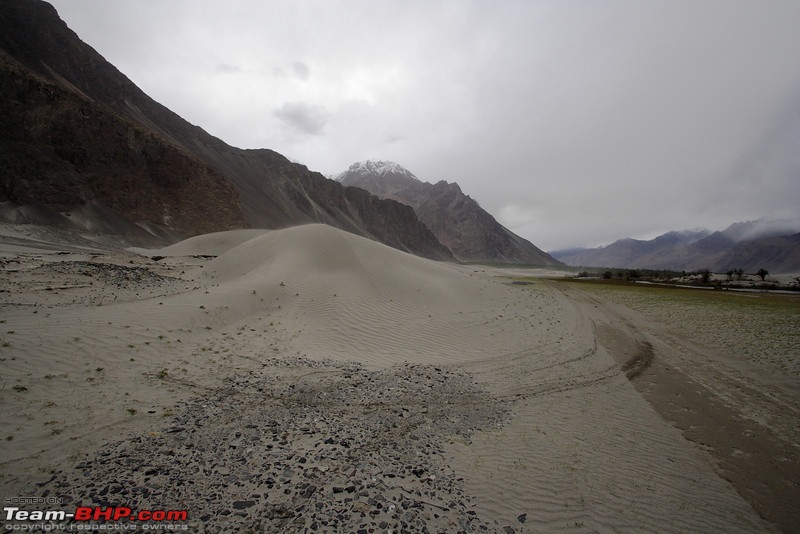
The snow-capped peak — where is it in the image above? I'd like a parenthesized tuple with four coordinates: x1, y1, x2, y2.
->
(335, 160, 420, 182)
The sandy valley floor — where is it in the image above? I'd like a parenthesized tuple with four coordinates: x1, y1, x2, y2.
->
(1, 224, 796, 532)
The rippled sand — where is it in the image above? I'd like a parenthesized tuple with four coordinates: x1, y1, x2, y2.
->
(1, 224, 783, 532)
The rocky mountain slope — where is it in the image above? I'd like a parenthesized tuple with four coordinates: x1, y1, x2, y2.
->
(551, 219, 800, 273)
(0, 0, 452, 259)
(337, 161, 562, 265)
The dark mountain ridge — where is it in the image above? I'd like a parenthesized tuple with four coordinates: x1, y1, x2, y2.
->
(337, 161, 562, 266)
(0, 0, 452, 259)
(551, 219, 800, 273)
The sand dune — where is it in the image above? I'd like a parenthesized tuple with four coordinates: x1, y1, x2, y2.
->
(204, 224, 557, 368)
(0, 224, 779, 532)
(130, 228, 271, 257)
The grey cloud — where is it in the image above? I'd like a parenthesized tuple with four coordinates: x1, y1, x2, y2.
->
(383, 133, 407, 144)
(292, 61, 310, 81)
(273, 102, 329, 136)
(272, 61, 310, 81)
(215, 62, 243, 74)
(47, 0, 800, 250)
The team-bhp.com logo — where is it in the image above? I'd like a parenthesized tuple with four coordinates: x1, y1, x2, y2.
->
(4, 505, 189, 530)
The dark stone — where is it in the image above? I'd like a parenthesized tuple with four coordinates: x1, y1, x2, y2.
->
(232, 500, 255, 510)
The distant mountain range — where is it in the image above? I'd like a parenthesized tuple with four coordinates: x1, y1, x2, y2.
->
(0, 0, 451, 259)
(6, 1, 789, 273)
(550, 219, 800, 273)
(337, 161, 561, 265)
(0, 0, 563, 266)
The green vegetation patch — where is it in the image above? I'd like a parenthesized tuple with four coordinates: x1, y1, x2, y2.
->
(560, 278, 800, 376)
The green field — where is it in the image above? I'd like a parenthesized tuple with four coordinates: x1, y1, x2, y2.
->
(559, 279, 800, 377)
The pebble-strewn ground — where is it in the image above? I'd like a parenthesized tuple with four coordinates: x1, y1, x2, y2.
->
(41, 358, 521, 533)
(3, 228, 785, 533)
(0, 255, 199, 307)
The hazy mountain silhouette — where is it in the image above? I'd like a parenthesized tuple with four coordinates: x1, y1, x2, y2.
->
(0, 0, 452, 259)
(337, 161, 562, 265)
(551, 219, 800, 273)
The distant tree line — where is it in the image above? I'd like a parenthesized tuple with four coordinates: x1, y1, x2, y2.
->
(724, 267, 769, 281)
(576, 267, 771, 283)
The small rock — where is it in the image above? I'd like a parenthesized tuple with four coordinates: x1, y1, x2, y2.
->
(352, 501, 370, 514)
(232, 500, 255, 510)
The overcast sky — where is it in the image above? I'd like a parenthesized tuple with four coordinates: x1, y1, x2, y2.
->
(49, 0, 800, 251)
